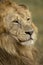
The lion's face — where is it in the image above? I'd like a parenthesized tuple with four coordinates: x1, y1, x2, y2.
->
(0, 5, 38, 46)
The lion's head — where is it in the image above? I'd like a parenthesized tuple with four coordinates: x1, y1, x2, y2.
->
(0, 0, 38, 65)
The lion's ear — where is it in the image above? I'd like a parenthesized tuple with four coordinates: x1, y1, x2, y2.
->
(19, 4, 27, 9)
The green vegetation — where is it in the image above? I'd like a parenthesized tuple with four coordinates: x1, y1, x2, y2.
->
(13, 0, 43, 65)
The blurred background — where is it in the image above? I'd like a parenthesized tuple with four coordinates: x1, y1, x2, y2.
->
(12, 0, 43, 65)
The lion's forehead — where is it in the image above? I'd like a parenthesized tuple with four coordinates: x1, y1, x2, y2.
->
(16, 7, 31, 19)
(1, 5, 31, 20)
(1, 7, 27, 24)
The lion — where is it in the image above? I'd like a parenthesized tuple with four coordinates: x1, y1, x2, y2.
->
(0, 0, 38, 65)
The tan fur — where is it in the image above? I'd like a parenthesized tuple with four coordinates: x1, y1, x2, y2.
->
(0, 0, 38, 65)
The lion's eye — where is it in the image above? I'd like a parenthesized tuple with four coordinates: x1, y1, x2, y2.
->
(12, 20, 18, 23)
(27, 18, 30, 21)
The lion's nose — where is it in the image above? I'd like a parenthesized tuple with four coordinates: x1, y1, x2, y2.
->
(25, 30, 33, 36)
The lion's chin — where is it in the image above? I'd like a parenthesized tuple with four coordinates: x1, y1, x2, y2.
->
(20, 39, 36, 46)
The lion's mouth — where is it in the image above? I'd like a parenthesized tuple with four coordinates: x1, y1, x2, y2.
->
(18, 33, 37, 46)
(8, 31, 35, 46)
(20, 39, 35, 46)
